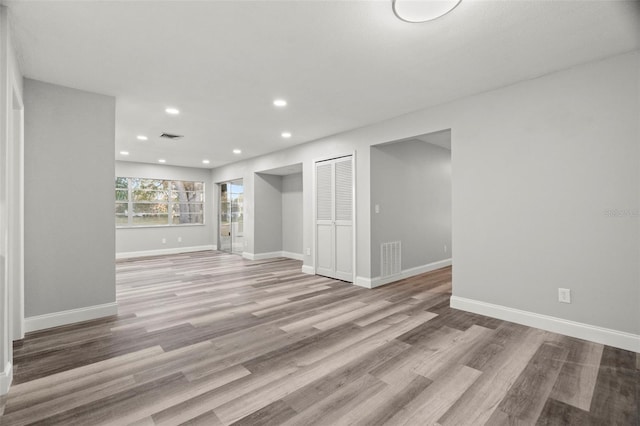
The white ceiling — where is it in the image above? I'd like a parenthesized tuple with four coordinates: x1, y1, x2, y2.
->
(5, 0, 639, 169)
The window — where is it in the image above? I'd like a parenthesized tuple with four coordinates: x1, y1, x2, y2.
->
(115, 177, 204, 227)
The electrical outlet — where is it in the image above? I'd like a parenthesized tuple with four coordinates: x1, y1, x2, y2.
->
(375, 204, 380, 214)
(558, 288, 571, 304)
(444, 244, 447, 253)
(177, 237, 182, 243)
(306, 248, 311, 256)
(161, 238, 166, 244)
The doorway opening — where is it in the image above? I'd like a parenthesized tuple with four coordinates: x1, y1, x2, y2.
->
(253, 163, 304, 260)
(369, 129, 451, 287)
(218, 179, 244, 254)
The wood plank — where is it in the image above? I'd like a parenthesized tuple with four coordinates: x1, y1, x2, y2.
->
(549, 336, 603, 410)
(384, 365, 482, 425)
(1, 252, 634, 425)
(589, 345, 639, 425)
(487, 341, 570, 424)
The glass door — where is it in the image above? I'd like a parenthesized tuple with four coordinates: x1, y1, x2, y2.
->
(219, 183, 231, 252)
(218, 179, 243, 254)
(229, 180, 244, 253)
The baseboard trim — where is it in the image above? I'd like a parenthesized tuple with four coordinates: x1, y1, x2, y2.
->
(281, 251, 304, 261)
(450, 296, 640, 353)
(355, 276, 373, 289)
(116, 245, 216, 259)
(25, 302, 119, 333)
(301, 265, 315, 275)
(0, 362, 12, 396)
(357, 258, 452, 290)
(243, 251, 304, 261)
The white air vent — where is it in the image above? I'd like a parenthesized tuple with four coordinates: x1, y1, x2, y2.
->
(381, 241, 401, 277)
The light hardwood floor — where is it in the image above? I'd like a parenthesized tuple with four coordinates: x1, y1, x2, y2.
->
(1, 250, 638, 425)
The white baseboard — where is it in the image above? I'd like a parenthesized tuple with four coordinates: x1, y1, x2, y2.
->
(281, 251, 304, 261)
(243, 251, 304, 261)
(0, 362, 12, 396)
(25, 302, 119, 333)
(355, 276, 373, 289)
(243, 251, 280, 260)
(116, 245, 216, 259)
(356, 258, 452, 290)
(450, 296, 640, 353)
(301, 265, 315, 275)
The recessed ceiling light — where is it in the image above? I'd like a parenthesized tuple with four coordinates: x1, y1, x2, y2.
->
(281, 132, 292, 138)
(392, 0, 461, 23)
(158, 159, 166, 163)
(233, 149, 242, 155)
(136, 135, 148, 141)
(273, 99, 287, 107)
(165, 107, 180, 115)
(202, 159, 210, 164)
(119, 151, 129, 156)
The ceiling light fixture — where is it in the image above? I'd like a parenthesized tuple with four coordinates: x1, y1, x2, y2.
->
(119, 151, 129, 156)
(202, 159, 210, 164)
(136, 135, 148, 141)
(392, 0, 461, 23)
(165, 107, 180, 115)
(158, 159, 167, 163)
(233, 149, 242, 155)
(281, 132, 292, 138)
(273, 99, 287, 107)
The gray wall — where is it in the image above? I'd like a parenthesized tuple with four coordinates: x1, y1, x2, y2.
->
(282, 172, 303, 255)
(211, 51, 639, 336)
(24, 79, 115, 317)
(371, 139, 451, 277)
(253, 173, 283, 254)
(115, 161, 214, 254)
(451, 53, 639, 334)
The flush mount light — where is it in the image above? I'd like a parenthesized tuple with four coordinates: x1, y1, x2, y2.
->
(165, 107, 180, 115)
(273, 99, 287, 107)
(119, 151, 129, 156)
(233, 149, 242, 155)
(392, 0, 461, 23)
(281, 132, 292, 138)
(158, 159, 167, 163)
(202, 159, 210, 164)
(136, 135, 148, 141)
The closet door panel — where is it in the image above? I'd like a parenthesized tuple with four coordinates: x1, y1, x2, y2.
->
(315, 156, 353, 282)
(335, 224, 353, 280)
(316, 225, 334, 275)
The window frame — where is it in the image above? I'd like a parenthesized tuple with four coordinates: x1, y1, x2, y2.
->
(115, 177, 205, 228)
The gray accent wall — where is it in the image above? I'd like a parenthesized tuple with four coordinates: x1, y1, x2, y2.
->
(282, 173, 303, 255)
(24, 79, 115, 317)
(254, 173, 283, 254)
(115, 161, 214, 254)
(370, 138, 451, 277)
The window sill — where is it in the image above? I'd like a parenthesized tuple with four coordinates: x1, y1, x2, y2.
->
(116, 223, 206, 229)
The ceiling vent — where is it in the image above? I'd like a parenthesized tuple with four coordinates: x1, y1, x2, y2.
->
(160, 133, 184, 140)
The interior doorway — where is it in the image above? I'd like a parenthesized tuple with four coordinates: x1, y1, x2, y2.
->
(218, 179, 244, 254)
(369, 129, 451, 286)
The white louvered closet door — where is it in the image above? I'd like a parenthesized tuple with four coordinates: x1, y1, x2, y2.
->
(315, 156, 353, 282)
